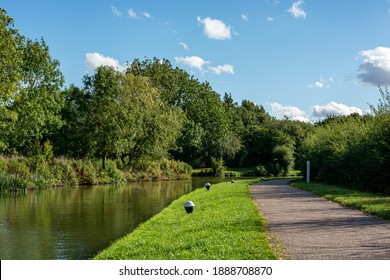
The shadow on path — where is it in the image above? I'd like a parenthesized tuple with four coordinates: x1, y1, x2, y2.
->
(250, 179, 390, 260)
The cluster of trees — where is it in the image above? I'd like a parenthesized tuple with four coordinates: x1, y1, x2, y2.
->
(1, 8, 312, 178)
(301, 87, 390, 194)
(55, 58, 312, 176)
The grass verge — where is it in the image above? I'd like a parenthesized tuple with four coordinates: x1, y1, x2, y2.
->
(290, 180, 390, 220)
(94, 179, 278, 260)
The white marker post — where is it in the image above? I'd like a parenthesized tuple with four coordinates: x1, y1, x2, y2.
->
(306, 160, 310, 183)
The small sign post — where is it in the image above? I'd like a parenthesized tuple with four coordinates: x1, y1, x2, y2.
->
(306, 160, 310, 183)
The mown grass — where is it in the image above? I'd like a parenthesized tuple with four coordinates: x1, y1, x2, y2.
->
(291, 180, 390, 220)
(94, 179, 278, 260)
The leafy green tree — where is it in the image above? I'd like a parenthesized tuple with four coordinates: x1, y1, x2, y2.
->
(83, 66, 125, 168)
(83, 66, 183, 168)
(228, 100, 272, 166)
(270, 118, 313, 169)
(9, 38, 64, 152)
(172, 119, 205, 167)
(127, 57, 191, 106)
(0, 8, 22, 150)
(222, 93, 244, 164)
(241, 125, 292, 167)
(118, 73, 183, 166)
(369, 86, 390, 116)
(0, 9, 64, 154)
(53, 85, 92, 158)
(128, 58, 240, 167)
(239, 100, 270, 127)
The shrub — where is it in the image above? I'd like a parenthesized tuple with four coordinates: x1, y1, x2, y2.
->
(211, 157, 225, 177)
(299, 112, 390, 194)
(272, 144, 295, 176)
(7, 158, 30, 176)
(50, 158, 79, 186)
(256, 165, 268, 176)
(102, 160, 126, 183)
(73, 159, 98, 185)
(265, 160, 282, 176)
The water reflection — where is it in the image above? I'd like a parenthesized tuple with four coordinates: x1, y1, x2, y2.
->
(0, 177, 233, 259)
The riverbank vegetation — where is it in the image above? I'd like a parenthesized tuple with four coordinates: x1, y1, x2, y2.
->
(0, 154, 192, 192)
(291, 180, 390, 220)
(94, 179, 279, 260)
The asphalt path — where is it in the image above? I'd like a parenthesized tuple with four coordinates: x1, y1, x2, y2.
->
(250, 179, 390, 259)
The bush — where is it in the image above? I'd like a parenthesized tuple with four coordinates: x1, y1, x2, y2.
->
(50, 158, 79, 186)
(73, 159, 98, 185)
(143, 159, 192, 180)
(265, 160, 282, 176)
(7, 158, 30, 176)
(272, 144, 295, 176)
(102, 160, 126, 183)
(300, 112, 390, 194)
(256, 165, 268, 176)
(211, 157, 225, 177)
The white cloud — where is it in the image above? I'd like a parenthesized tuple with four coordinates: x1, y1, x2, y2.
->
(357, 46, 390, 86)
(266, 17, 274, 22)
(128, 9, 137, 18)
(312, 102, 363, 118)
(175, 56, 210, 70)
(197, 16, 232, 40)
(268, 102, 310, 122)
(85, 52, 125, 72)
(241, 14, 249, 21)
(309, 81, 327, 88)
(141, 12, 153, 19)
(308, 77, 333, 88)
(287, 1, 306, 18)
(111, 6, 122, 17)
(211, 64, 234, 75)
(127, 9, 152, 19)
(179, 42, 190, 50)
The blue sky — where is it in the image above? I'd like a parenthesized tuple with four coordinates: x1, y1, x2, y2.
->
(3, 0, 390, 122)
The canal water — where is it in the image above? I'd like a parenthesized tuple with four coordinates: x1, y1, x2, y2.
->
(0, 177, 234, 260)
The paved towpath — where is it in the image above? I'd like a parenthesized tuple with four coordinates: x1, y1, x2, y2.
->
(250, 179, 390, 259)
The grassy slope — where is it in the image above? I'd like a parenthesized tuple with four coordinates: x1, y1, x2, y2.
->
(94, 179, 277, 260)
(291, 180, 390, 220)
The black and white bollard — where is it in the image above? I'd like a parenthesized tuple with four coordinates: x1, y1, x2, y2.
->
(184, 201, 195, 214)
(205, 182, 211, 190)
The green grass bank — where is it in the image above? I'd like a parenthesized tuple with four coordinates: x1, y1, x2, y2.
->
(291, 180, 390, 220)
(94, 179, 278, 260)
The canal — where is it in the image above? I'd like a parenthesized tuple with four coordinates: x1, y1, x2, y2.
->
(0, 177, 233, 259)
